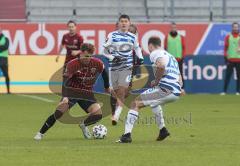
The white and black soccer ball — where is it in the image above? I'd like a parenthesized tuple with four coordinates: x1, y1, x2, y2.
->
(92, 124, 107, 139)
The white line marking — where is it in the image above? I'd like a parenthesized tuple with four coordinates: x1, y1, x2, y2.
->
(17, 94, 55, 103)
(194, 23, 213, 55)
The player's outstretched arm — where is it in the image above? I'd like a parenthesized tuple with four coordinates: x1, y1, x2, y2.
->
(101, 68, 110, 93)
(103, 46, 124, 64)
(102, 47, 114, 61)
(134, 46, 143, 60)
(71, 50, 82, 56)
(56, 44, 64, 62)
(102, 32, 115, 61)
(151, 58, 165, 87)
(179, 74, 183, 88)
(133, 36, 144, 64)
(178, 74, 185, 96)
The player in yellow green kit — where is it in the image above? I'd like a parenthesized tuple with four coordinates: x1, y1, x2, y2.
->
(0, 28, 10, 94)
(221, 22, 240, 95)
(164, 22, 185, 93)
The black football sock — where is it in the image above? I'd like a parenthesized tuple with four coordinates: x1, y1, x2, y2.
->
(39, 114, 56, 134)
(110, 95, 117, 115)
(84, 114, 102, 126)
(39, 110, 63, 134)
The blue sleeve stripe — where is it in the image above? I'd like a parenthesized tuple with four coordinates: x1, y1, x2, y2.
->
(112, 38, 134, 44)
(126, 33, 135, 40)
(162, 75, 176, 80)
(159, 81, 181, 92)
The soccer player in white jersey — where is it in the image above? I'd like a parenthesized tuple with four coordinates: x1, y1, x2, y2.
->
(117, 36, 183, 143)
(103, 14, 144, 125)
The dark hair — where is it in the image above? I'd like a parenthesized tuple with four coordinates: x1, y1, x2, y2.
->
(115, 21, 119, 29)
(148, 36, 161, 46)
(118, 14, 130, 21)
(129, 24, 138, 34)
(171, 22, 176, 25)
(232, 22, 239, 27)
(80, 43, 95, 55)
(67, 20, 77, 26)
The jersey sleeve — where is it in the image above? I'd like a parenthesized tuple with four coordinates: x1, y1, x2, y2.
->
(150, 51, 163, 64)
(101, 67, 110, 89)
(98, 60, 104, 73)
(224, 35, 230, 57)
(133, 35, 143, 59)
(181, 35, 186, 57)
(64, 60, 79, 78)
(103, 32, 113, 48)
(61, 34, 66, 45)
(79, 35, 84, 47)
(0, 36, 9, 51)
(150, 52, 157, 63)
(133, 35, 140, 49)
(102, 32, 115, 60)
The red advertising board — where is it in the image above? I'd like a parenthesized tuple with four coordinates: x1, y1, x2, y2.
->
(0, 23, 208, 55)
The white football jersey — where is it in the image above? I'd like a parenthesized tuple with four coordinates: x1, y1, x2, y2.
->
(103, 30, 141, 71)
(150, 49, 181, 96)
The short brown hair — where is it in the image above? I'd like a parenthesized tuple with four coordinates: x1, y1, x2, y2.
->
(119, 14, 130, 21)
(129, 24, 138, 34)
(67, 20, 77, 26)
(148, 36, 161, 47)
(80, 43, 95, 55)
(232, 22, 239, 27)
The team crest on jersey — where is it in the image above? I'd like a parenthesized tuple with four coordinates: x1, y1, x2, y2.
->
(73, 39, 78, 44)
(91, 68, 97, 74)
(121, 44, 132, 51)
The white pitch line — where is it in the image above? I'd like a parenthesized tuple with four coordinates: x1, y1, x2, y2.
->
(17, 94, 55, 103)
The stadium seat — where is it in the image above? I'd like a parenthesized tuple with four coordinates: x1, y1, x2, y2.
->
(25, 0, 240, 23)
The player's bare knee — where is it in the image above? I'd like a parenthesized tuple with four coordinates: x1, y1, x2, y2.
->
(56, 102, 69, 113)
(117, 86, 126, 96)
(87, 103, 102, 115)
(131, 96, 143, 110)
(130, 100, 138, 110)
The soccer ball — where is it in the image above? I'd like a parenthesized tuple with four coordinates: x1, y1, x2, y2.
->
(92, 124, 107, 139)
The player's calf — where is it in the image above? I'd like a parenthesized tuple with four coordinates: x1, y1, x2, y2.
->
(79, 103, 102, 139)
(84, 103, 102, 125)
(34, 99, 69, 140)
(112, 86, 127, 121)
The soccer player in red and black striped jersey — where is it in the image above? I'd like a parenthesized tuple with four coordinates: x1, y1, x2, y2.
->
(56, 20, 84, 65)
(34, 43, 110, 140)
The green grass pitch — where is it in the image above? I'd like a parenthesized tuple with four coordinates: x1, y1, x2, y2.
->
(0, 94, 239, 166)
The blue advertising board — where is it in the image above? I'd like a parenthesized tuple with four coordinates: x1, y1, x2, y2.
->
(198, 23, 232, 56)
(183, 56, 237, 93)
(94, 55, 238, 94)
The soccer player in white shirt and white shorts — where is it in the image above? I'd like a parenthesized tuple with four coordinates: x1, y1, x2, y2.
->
(117, 36, 183, 143)
(103, 14, 144, 125)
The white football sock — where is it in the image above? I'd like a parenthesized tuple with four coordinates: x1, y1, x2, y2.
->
(124, 109, 139, 134)
(114, 106, 123, 121)
(151, 105, 165, 129)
